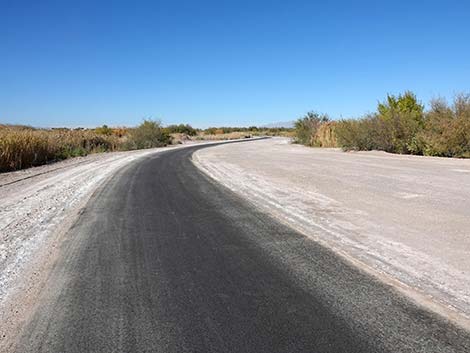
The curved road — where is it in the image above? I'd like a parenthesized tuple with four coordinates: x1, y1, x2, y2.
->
(12, 141, 470, 352)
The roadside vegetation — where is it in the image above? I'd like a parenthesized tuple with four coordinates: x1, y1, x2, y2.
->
(0, 120, 170, 172)
(0, 121, 293, 172)
(294, 92, 470, 158)
(168, 126, 294, 144)
(294, 112, 337, 147)
(197, 126, 293, 140)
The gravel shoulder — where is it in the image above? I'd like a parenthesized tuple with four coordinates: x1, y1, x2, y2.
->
(193, 137, 470, 327)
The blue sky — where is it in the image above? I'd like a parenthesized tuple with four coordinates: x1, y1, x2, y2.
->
(1, 0, 469, 128)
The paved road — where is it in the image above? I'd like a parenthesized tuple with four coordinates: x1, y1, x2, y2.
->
(12, 142, 470, 352)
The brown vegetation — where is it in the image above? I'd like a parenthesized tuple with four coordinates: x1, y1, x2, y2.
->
(0, 121, 293, 172)
(0, 120, 170, 172)
(0, 126, 121, 172)
(294, 92, 470, 158)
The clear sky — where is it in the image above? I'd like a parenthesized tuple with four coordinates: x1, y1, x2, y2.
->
(1, 0, 469, 128)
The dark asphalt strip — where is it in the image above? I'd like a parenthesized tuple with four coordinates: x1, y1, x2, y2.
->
(11, 142, 470, 353)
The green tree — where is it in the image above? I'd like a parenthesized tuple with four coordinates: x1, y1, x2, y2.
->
(377, 91, 425, 154)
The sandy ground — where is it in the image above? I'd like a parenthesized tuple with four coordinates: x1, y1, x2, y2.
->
(0, 139, 240, 340)
(193, 137, 470, 324)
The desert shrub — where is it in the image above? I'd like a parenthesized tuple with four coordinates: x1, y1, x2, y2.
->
(94, 124, 113, 135)
(418, 94, 470, 157)
(375, 91, 425, 154)
(127, 119, 171, 149)
(204, 127, 218, 135)
(335, 91, 425, 153)
(335, 92, 470, 158)
(56, 130, 120, 158)
(294, 111, 330, 146)
(259, 127, 295, 137)
(335, 115, 384, 151)
(112, 127, 129, 137)
(197, 126, 293, 138)
(194, 131, 251, 140)
(165, 123, 198, 136)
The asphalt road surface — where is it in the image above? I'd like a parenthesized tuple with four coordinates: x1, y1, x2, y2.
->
(12, 141, 470, 352)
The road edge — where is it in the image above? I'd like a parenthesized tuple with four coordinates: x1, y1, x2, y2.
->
(191, 142, 470, 333)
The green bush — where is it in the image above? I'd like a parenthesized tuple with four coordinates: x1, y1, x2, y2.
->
(127, 120, 171, 149)
(376, 91, 425, 154)
(165, 123, 198, 136)
(418, 94, 470, 157)
(335, 115, 382, 151)
(335, 92, 470, 158)
(335, 91, 425, 154)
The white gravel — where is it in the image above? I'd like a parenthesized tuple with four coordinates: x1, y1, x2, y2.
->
(193, 137, 470, 325)
(0, 149, 155, 305)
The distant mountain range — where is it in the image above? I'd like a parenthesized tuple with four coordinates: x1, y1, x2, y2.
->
(262, 121, 295, 128)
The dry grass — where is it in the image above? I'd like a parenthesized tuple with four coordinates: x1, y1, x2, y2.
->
(0, 125, 124, 172)
(0, 122, 293, 172)
(194, 129, 294, 141)
(314, 122, 337, 147)
(195, 131, 252, 141)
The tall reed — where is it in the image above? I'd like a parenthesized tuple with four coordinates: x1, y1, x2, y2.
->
(0, 126, 123, 172)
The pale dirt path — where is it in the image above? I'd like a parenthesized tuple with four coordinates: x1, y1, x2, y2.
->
(193, 137, 470, 326)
